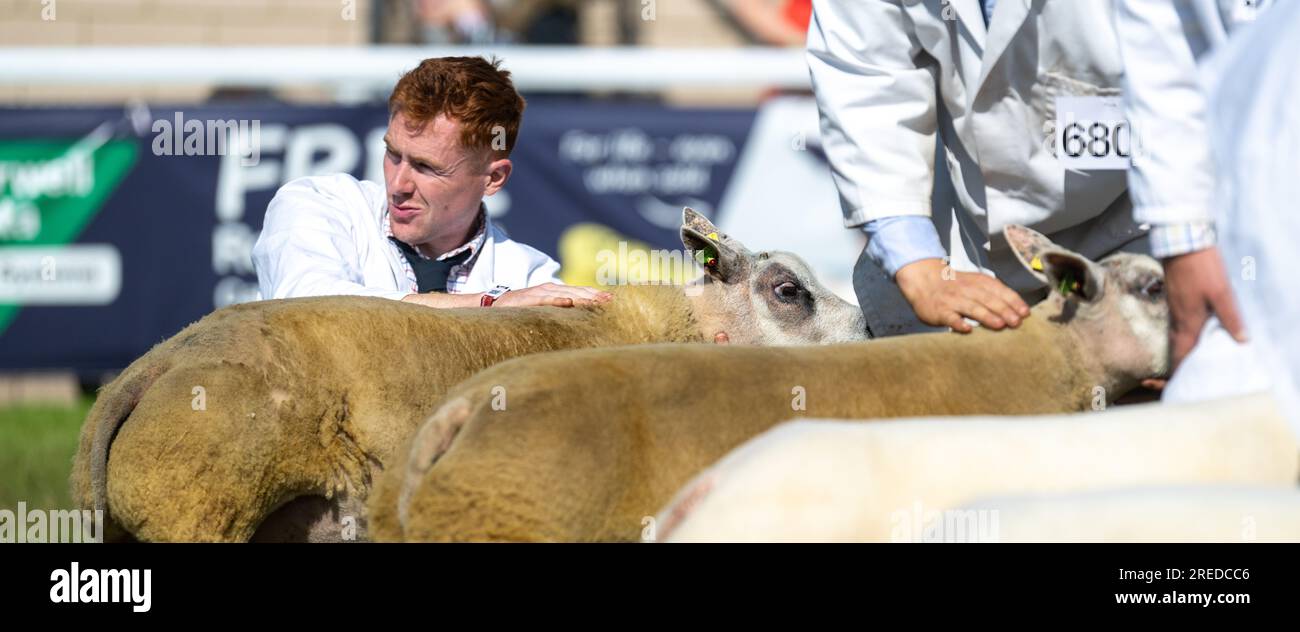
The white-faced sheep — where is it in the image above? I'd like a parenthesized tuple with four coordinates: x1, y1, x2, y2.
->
(375, 225, 1174, 542)
(71, 209, 866, 542)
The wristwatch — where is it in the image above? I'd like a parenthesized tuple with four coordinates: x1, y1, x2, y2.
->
(480, 285, 510, 307)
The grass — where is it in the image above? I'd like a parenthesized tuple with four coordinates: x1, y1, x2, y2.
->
(0, 397, 93, 511)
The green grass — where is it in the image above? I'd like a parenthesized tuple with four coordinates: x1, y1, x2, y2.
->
(0, 397, 93, 510)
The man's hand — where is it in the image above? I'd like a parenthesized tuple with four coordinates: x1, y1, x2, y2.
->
(895, 258, 1030, 333)
(1163, 246, 1247, 372)
(493, 283, 612, 308)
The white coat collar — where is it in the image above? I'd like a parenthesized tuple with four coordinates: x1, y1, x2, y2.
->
(947, 0, 989, 49)
(973, 0, 1033, 101)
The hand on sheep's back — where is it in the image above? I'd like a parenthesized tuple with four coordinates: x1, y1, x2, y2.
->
(494, 283, 613, 308)
(895, 258, 1030, 333)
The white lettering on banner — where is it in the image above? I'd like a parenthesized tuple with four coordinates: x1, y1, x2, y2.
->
(558, 129, 735, 198)
(212, 123, 378, 308)
(0, 148, 96, 241)
(1055, 96, 1137, 171)
(0, 197, 40, 240)
(212, 222, 257, 275)
(0, 148, 94, 199)
(282, 124, 360, 183)
(0, 245, 121, 305)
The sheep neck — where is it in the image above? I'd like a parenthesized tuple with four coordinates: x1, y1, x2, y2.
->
(593, 285, 708, 345)
(1003, 293, 1131, 404)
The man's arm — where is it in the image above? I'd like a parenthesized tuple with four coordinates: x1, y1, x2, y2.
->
(809, 1, 1027, 332)
(402, 283, 609, 308)
(252, 178, 410, 301)
(1114, 0, 1247, 370)
(807, 0, 938, 226)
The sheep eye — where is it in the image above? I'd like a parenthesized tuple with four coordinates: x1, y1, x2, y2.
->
(1141, 279, 1164, 298)
(774, 281, 801, 300)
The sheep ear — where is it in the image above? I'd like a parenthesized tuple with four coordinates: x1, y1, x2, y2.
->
(680, 208, 745, 283)
(1040, 249, 1105, 302)
(1004, 224, 1057, 283)
(682, 207, 720, 236)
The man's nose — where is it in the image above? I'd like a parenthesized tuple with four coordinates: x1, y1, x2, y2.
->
(388, 163, 414, 196)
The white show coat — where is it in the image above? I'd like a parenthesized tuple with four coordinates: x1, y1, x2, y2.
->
(1115, 0, 1273, 230)
(1205, 0, 1300, 433)
(1156, 0, 1292, 412)
(251, 174, 561, 301)
(808, 0, 1147, 292)
(1113, 0, 1275, 405)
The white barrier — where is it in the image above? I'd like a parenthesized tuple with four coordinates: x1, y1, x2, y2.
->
(0, 46, 811, 93)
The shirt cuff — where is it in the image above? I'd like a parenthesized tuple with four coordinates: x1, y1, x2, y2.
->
(862, 216, 947, 278)
(1148, 222, 1217, 259)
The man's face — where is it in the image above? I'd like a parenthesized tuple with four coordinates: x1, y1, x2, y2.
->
(382, 112, 506, 251)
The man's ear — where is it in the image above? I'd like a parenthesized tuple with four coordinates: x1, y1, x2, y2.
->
(1003, 224, 1058, 284)
(1039, 249, 1105, 302)
(483, 157, 512, 196)
(680, 207, 746, 283)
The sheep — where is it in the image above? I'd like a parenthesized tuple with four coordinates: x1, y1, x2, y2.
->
(71, 208, 866, 543)
(375, 224, 1174, 542)
(952, 487, 1300, 543)
(655, 393, 1299, 542)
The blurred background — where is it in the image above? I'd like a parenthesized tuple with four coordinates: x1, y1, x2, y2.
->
(0, 0, 863, 509)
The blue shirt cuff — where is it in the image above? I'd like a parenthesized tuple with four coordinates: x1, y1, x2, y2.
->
(862, 216, 947, 278)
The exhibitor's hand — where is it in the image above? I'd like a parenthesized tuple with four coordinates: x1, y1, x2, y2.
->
(493, 283, 612, 308)
(1163, 247, 1247, 372)
(896, 258, 1030, 333)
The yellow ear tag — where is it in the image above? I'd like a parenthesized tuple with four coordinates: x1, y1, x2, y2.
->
(707, 232, 719, 241)
(1030, 256, 1043, 272)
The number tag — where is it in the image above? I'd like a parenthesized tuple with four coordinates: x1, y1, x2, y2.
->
(1055, 96, 1133, 170)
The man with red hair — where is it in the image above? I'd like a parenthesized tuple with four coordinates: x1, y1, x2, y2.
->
(253, 56, 607, 308)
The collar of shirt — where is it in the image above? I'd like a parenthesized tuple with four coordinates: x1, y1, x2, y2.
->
(383, 203, 489, 264)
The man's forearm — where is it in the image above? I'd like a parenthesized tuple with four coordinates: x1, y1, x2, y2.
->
(862, 215, 947, 278)
(400, 292, 484, 308)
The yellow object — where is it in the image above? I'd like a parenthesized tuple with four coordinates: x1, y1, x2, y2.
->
(558, 223, 702, 287)
(1030, 256, 1043, 271)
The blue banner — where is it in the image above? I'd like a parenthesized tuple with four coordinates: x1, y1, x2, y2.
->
(0, 100, 757, 373)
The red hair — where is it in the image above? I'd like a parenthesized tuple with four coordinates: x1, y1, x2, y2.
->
(388, 56, 526, 158)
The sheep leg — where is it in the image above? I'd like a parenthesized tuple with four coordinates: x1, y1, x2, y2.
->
(105, 363, 334, 542)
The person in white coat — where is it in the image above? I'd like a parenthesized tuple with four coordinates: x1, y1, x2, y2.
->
(1201, 0, 1300, 432)
(808, 0, 1161, 335)
(252, 56, 609, 309)
(1113, 0, 1273, 399)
